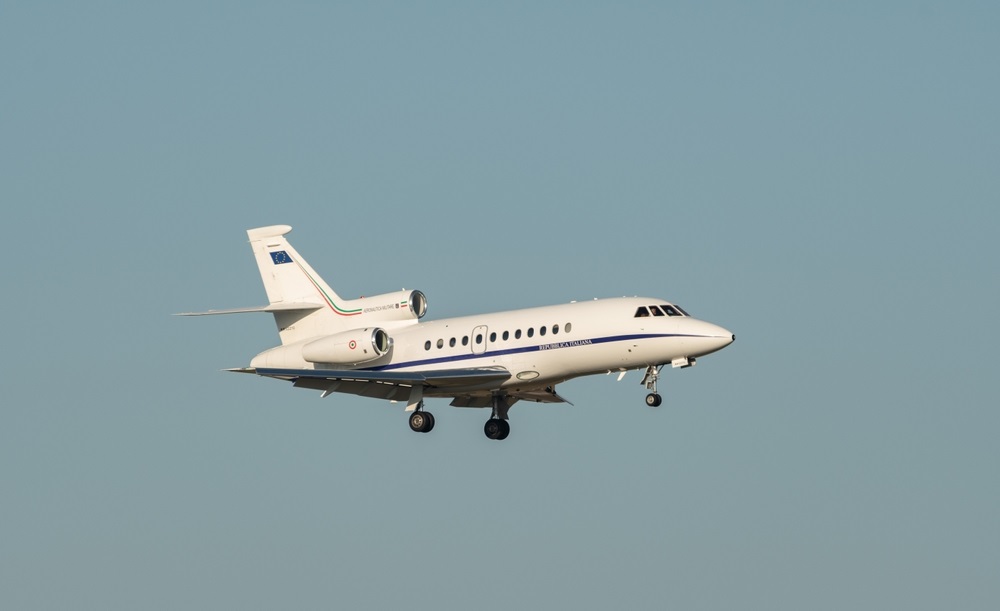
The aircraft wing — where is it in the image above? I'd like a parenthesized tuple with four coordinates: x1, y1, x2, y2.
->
(238, 366, 512, 401)
(510, 388, 573, 404)
(448, 386, 573, 407)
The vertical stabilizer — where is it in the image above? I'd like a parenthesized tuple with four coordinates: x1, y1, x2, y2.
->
(247, 225, 352, 344)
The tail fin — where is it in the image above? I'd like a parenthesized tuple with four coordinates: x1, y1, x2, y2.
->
(247, 225, 355, 344)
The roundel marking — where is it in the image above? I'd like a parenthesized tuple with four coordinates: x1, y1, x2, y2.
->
(349, 340, 357, 350)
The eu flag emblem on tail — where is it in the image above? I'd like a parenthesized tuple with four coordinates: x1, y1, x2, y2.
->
(270, 251, 293, 265)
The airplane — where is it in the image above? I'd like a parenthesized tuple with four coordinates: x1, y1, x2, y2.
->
(179, 225, 735, 440)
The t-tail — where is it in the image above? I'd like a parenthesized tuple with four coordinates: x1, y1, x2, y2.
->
(178, 225, 427, 347)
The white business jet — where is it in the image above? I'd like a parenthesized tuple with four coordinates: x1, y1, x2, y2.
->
(180, 225, 735, 440)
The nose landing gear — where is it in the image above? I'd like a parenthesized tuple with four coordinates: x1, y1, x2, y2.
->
(641, 365, 663, 408)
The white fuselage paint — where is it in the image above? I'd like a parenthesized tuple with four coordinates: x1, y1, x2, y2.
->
(250, 296, 734, 396)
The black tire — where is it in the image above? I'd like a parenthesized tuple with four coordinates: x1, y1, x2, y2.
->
(497, 419, 510, 440)
(645, 393, 662, 408)
(409, 411, 428, 432)
(424, 412, 435, 433)
(484, 419, 502, 439)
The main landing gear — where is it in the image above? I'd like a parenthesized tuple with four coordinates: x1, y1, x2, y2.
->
(483, 393, 512, 441)
(408, 406, 435, 433)
(484, 418, 510, 440)
(642, 365, 663, 408)
(406, 394, 514, 440)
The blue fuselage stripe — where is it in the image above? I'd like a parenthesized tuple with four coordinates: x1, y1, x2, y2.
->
(363, 332, 706, 372)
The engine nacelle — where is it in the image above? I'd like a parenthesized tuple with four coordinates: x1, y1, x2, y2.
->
(344, 289, 427, 322)
(301, 327, 391, 365)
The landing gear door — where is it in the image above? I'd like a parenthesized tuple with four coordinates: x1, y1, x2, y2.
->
(471, 325, 488, 355)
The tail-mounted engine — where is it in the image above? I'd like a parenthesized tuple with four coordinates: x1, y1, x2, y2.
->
(347, 289, 427, 323)
(301, 327, 391, 366)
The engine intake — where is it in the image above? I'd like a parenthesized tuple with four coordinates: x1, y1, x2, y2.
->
(301, 328, 391, 365)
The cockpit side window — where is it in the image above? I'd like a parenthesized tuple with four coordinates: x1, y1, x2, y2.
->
(672, 304, 691, 316)
(660, 303, 688, 316)
(634, 307, 650, 318)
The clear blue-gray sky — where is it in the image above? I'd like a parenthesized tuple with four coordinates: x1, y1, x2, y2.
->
(2, 2, 997, 609)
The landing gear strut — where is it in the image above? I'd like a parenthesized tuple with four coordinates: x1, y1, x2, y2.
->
(641, 365, 663, 407)
(408, 403, 435, 433)
(484, 393, 512, 440)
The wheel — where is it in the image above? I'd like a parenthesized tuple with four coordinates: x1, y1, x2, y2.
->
(424, 412, 435, 433)
(409, 411, 429, 433)
(484, 418, 503, 440)
(645, 393, 662, 408)
(497, 419, 510, 440)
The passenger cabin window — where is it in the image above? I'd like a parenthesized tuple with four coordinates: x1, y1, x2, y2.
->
(515, 329, 522, 339)
(527, 328, 534, 338)
(449, 337, 456, 347)
(540, 326, 547, 336)
(462, 336, 469, 346)
(552, 324, 559, 335)
(635, 307, 650, 317)
(502, 330, 509, 341)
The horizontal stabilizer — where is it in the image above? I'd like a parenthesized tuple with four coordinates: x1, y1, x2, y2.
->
(175, 303, 323, 316)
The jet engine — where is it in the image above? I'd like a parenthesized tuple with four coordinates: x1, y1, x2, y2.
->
(301, 327, 391, 365)
(345, 289, 427, 323)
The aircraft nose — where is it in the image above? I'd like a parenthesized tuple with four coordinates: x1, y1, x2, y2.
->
(687, 320, 735, 355)
(708, 324, 735, 349)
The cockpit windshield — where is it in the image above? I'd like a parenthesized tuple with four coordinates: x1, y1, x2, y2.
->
(634, 304, 689, 318)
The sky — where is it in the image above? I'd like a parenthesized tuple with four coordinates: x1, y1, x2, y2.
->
(2, 1, 998, 609)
